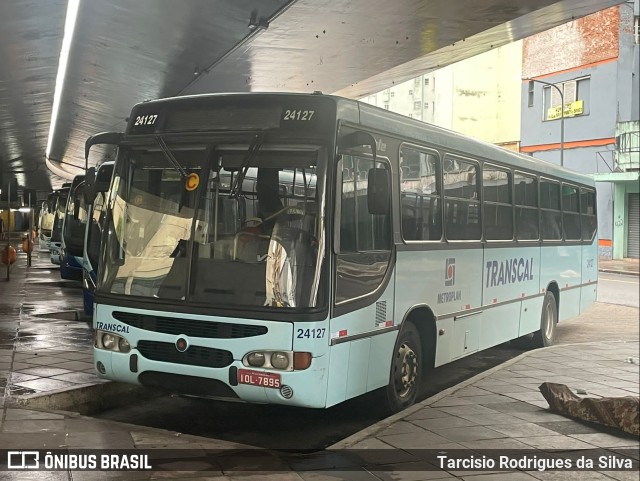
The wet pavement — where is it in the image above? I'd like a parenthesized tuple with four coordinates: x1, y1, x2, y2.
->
(0, 245, 638, 480)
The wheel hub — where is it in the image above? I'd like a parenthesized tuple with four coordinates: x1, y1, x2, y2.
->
(395, 343, 418, 398)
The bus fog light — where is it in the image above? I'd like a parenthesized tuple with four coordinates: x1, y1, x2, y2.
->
(118, 338, 131, 353)
(280, 385, 293, 399)
(102, 333, 117, 350)
(96, 361, 106, 375)
(271, 352, 289, 370)
(247, 352, 265, 367)
(294, 352, 312, 370)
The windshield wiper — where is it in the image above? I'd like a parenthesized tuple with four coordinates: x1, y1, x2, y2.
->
(229, 133, 264, 198)
(156, 136, 187, 179)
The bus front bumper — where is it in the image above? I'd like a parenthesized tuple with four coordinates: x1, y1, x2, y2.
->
(93, 348, 329, 408)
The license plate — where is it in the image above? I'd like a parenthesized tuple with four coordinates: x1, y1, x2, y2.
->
(238, 369, 281, 389)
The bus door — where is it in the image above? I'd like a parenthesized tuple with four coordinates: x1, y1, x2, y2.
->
(326, 130, 397, 407)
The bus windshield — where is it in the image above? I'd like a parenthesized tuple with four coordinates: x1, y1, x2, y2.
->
(99, 140, 326, 311)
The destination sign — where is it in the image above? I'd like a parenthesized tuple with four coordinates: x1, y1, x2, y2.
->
(126, 95, 335, 136)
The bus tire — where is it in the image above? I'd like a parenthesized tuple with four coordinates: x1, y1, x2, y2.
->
(383, 322, 422, 413)
(533, 291, 557, 348)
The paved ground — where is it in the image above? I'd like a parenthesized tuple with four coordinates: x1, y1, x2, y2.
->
(0, 246, 637, 480)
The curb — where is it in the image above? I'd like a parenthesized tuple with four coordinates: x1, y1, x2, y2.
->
(598, 268, 640, 277)
(330, 340, 640, 449)
(9, 381, 162, 416)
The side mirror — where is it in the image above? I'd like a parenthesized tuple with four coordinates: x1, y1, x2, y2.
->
(83, 167, 96, 205)
(85, 132, 123, 170)
(367, 168, 390, 215)
(338, 131, 377, 163)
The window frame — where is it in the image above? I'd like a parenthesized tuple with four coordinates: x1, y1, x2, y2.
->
(561, 182, 582, 241)
(335, 152, 393, 254)
(539, 176, 562, 241)
(482, 163, 514, 242)
(442, 154, 481, 242)
(513, 170, 540, 242)
(398, 143, 443, 243)
(579, 187, 597, 242)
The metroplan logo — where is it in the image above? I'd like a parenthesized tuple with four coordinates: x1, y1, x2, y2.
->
(445, 258, 455, 286)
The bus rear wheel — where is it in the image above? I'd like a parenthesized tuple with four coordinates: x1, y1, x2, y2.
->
(383, 322, 422, 413)
(533, 291, 557, 348)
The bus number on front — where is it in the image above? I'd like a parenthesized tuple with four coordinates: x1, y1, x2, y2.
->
(283, 109, 315, 121)
(134, 114, 158, 126)
(297, 328, 325, 339)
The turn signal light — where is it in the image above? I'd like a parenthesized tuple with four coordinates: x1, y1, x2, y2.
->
(293, 352, 312, 370)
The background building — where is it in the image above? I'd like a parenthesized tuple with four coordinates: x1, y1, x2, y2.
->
(362, 2, 639, 259)
(360, 41, 522, 151)
(521, 2, 639, 259)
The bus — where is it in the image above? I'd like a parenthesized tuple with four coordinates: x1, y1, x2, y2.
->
(60, 175, 87, 281)
(82, 162, 114, 315)
(49, 185, 71, 265)
(90, 93, 598, 412)
(37, 193, 57, 251)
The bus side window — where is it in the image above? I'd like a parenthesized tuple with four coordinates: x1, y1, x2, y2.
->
(562, 184, 581, 240)
(336, 155, 392, 304)
(580, 189, 597, 240)
(514, 172, 539, 240)
(443, 157, 480, 241)
(483, 165, 513, 241)
(541, 179, 562, 240)
(399, 147, 442, 241)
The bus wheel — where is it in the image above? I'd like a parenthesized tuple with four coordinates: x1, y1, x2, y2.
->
(384, 322, 422, 413)
(533, 292, 557, 348)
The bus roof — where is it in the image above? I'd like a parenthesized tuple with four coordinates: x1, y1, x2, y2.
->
(132, 92, 594, 188)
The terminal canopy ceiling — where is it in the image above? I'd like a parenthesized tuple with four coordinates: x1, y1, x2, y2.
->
(0, 0, 623, 192)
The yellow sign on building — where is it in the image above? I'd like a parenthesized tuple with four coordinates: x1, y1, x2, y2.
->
(547, 100, 584, 120)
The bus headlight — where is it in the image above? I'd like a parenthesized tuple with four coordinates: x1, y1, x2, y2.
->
(118, 338, 131, 353)
(271, 352, 289, 370)
(95, 329, 131, 353)
(102, 333, 117, 350)
(247, 352, 266, 367)
(242, 351, 310, 371)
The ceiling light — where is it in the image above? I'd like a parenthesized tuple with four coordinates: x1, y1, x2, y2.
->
(45, 0, 81, 160)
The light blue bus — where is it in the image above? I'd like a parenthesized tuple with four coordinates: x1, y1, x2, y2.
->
(90, 93, 597, 412)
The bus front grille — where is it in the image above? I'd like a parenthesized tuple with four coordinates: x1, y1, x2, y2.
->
(137, 340, 233, 368)
(113, 311, 268, 339)
(138, 371, 239, 399)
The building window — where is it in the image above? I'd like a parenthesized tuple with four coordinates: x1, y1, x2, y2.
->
(414, 78, 421, 87)
(390, 91, 395, 98)
(413, 101, 421, 110)
(384, 103, 389, 110)
(408, 113, 413, 118)
(408, 90, 413, 96)
(424, 102, 429, 109)
(543, 77, 589, 121)
(424, 78, 430, 86)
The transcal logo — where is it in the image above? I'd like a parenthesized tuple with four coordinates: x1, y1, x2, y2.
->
(445, 258, 455, 286)
(485, 257, 534, 288)
(96, 321, 130, 334)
